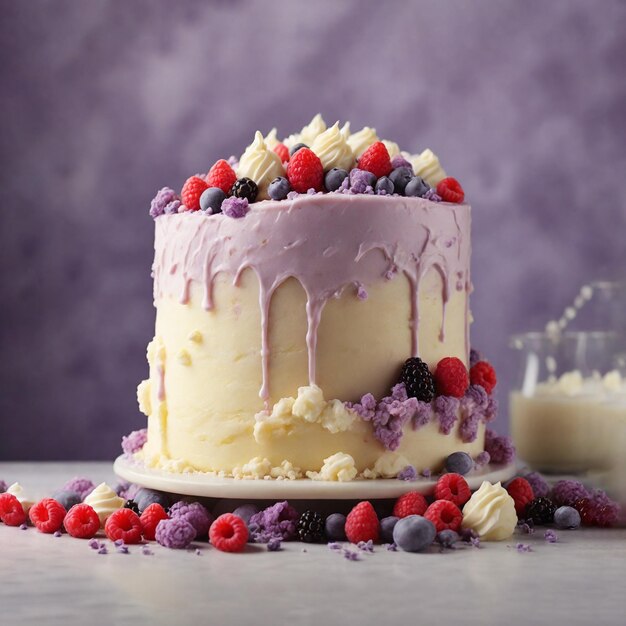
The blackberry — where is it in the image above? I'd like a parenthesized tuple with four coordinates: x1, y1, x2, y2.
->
(400, 357, 435, 401)
(124, 499, 140, 515)
(296, 510, 325, 543)
(230, 177, 258, 203)
(524, 497, 556, 525)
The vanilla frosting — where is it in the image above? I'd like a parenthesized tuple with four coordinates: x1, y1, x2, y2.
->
(311, 122, 355, 172)
(299, 113, 327, 146)
(409, 149, 447, 187)
(347, 126, 379, 157)
(340, 121, 351, 139)
(7, 482, 35, 513)
(382, 139, 401, 158)
(83, 482, 126, 526)
(264, 127, 280, 150)
(306, 452, 357, 482)
(237, 131, 285, 200)
(361, 452, 411, 479)
(462, 481, 517, 540)
(536, 370, 626, 397)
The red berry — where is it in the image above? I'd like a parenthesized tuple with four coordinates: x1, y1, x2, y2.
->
(506, 477, 535, 516)
(209, 513, 248, 552)
(393, 491, 428, 518)
(273, 143, 290, 163)
(434, 357, 469, 398)
(470, 361, 497, 394)
(424, 500, 463, 533)
(436, 177, 465, 203)
(0, 493, 27, 527)
(345, 501, 379, 544)
(574, 498, 596, 526)
(206, 160, 237, 194)
(140, 503, 169, 541)
(29, 498, 66, 534)
(358, 141, 392, 178)
(434, 473, 472, 507)
(104, 508, 143, 544)
(181, 175, 208, 211)
(63, 504, 100, 539)
(286, 147, 324, 193)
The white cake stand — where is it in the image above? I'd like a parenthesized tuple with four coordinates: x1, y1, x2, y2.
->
(114, 455, 518, 500)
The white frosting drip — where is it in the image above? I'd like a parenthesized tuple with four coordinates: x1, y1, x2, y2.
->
(409, 149, 447, 186)
(311, 122, 355, 172)
(7, 482, 35, 513)
(306, 452, 357, 482)
(462, 481, 517, 541)
(347, 126, 379, 157)
(237, 131, 285, 200)
(299, 113, 327, 146)
(83, 483, 125, 526)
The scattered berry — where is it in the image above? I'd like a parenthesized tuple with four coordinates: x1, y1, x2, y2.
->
(573, 495, 619, 528)
(324, 513, 347, 541)
(289, 142, 308, 156)
(434, 357, 469, 398)
(0, 493, 27, 526)
(506, 477, 535, 516)
(388, 167, 413, 194)
(29, 498, 66, 534)
(63, 504, 100, 539)
(324, 168, 349, 192)
(51, 490, 82, 511)
(525, 497, 557, 526)
(434, 473, 471, 507)
(554, 506, 581, 530)
(268, 176, 291, 201)
(436, 529, 460, 548)
(424, 500, 463, 533)
(199, 187, 227, 214)
(297, 510, 325, 543)
(400, 357, 435, 402)
(230, 177, 258, 202)
(209, 513, 249, 553)
(392, 515, 436, 552)
(140, 503, 169, 541)
(444, 451, 473, 476)
(181, 175, 208, 211)
(380, 516, 399, 543)
(358, 141, 392, 178)
(470, 361, 497, 394)
(375, 176, 394, 195)
(206, 159, 237, 194)
(393, 491, 428, 518)
(124, 499, 140, 515)
(345, 501, 379, 544)
(104, 508, 143, 544)
(436, 177, 465, 203)
(273, 143, 290, 163)
(404, 176, 430, 198)
(134, 488, 169, 513)
(286, 147, 324, 193)
(156, 517, 196, 549)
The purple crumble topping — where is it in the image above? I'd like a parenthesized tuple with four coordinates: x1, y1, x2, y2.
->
(524, 472, 551, 499)
(222, 197, 249, 219)
(164, 199, 181, 215)
(544, 529, 558, 543)
(515, 543, 532, 553)
(349, 168, 375, 194)
(142, 545, 154, 556)
(19, 523, 28, 530)
(62, 477, 95, 501)
(434, 395, 459, 434)
(474, 451, 491, 467)
(88, 539, 100, 550)
(286, 191, 299, 200)
(517, 522, 535, 535)
(357, 540, 374, 552)
(464, 384, 489, 413)
(155, 517, 196, 549)
(484, 396, 498, 422)
(306, 187, 316, 195)
(423, 188, 442, 202)
(397, 465, 417, 481)
(421, 468, 432, 478)
(121, 428, 148, 455)
(168, 501, 213, 539)
(390, 155, 412, 170)
(356, 284, 368, 300)
(484, 428, 516, 464)
(248, 501, 299, 543)
(412, 400, 433, 430)
(267, 538, 282, 552)
(386, 542, 398, 551)
(0, 480, 7, 493)
(550, 480, 589, 506)
(328, 542, 342, 551)
(195, 548, 202, 556)
(469, 349, 482, 367)
(343, 548, 360, 561)
(470, 536, 481, 548)
(149, 187, 178, 219)
(53, 530, 62, 537)
(98, 546, 108, 555)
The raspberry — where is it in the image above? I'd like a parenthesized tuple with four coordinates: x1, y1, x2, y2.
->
(434, 473, 471, 507)
(286, 147, 324, 193)
(0, 493, 27, 527)
(436, 177, 465, 203)
(209, 513, 249, 552)
(273, 142, 290, 163)
(400, 357, 435, 402)
(574, 498, 596, 526)
(345, 501, 379, 544)
(181, 175, 208, 211)
(63, 504, 100, 539)
(506, 477, 535, 516)
(28, 498, 66, 534)
(358, 141, 392, 178)
(424, 500, 463, 533)
(434, 357, 469, 398)
(104, 508, 143, 544)
(574, 495, 620, 528)
(140, 503, 169, 541)
(470, 361, 497, 394)
(393, 491, 428, 518)
(206, 160, 237, 194)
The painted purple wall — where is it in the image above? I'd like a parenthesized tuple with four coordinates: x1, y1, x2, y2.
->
(1, 0, 625, 460)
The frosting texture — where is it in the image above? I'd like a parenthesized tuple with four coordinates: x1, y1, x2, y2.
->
(236, 131, 284, 200)
(311, 122, 355, 172)
(83, 482, 126, 526)
(462, 481, 517, 540)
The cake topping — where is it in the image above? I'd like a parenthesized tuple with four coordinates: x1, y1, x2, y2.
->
(207, 159, 237, 194)
(436, 177, 465, 204)
(298, 113, 327, 146)
(357, 141, 393, 178)
(310, 121, 355, 172)
(306, 452, 357, 482)
(221, 196, 250, 219)
(462, 481, 517, 541)
(83, 482, 126, 526)
(346, 126, 379, 157)
(286, 146, 324, 193)
(181, 175, 208, 211)
(229, 177, 258, 203)
(409, 148, 447, 186)
(199, 187, 227, 214)
(400, 357, 436, 402)
(236, 131, 284, 200)
(434, 357, 469, 398)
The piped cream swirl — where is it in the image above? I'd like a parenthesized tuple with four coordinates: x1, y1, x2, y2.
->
(311, 122, 355, 172)
(7, 482, 35, 513)
(347, 126, 379, 157)
(382, 139, 400, 158)
(83, 482, 125, 526)
(462, 481, 517, 541)
(237, 131, 285, 200)
(409, 149, 447, 186)
(264, 128, 280, 150)
(299, 113, 327, 146)
(306, 452, 357, 482)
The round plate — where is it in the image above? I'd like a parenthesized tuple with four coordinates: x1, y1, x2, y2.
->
(114, 455, 518, 500)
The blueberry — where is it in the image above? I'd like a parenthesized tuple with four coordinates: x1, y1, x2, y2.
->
(405, 176, 430, 198)
(436, 529, 460, 548)
(375, 176, 394, 195)
(200, 187, 227, 214)
(135, 488, 170, 513)
(268, 176, 291, 201)
(232, 503, 260, 525)
(324, 168, 349, 192)
(52, 490, 81, 511)
(380, 516, 399, 543)
(388, 167, 413, 194)
(444, 451, 474, 476)
(324, 513, 347, 541)
(554, 506, 581, 529)
(289, 142, 308, 156)
(392, 515, 436, 552)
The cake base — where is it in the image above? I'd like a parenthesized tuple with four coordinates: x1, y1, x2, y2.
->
(113, 455, 517, 500)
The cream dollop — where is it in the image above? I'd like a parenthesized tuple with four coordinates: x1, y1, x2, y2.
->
(83, 482, 126, 526)
(306, 452, 358, 482)
(264, 127, 280, 150)
(462, 481, 517, 541)
(237, 131, 285, 200)
(361, 452, 411, 479)
(299, 113, 327, 146)
(7, 482, 35, 513)
(409, 149, 447, 187)
(340, 121, 351, 139)
(382, 139, 400, 158)
(347, 126, 379, 157)
(311, 122, 355, 172)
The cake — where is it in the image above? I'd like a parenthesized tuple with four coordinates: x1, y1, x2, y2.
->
(135, 115, 501, 480)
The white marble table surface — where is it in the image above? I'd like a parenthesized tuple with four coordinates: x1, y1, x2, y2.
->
(1, 462, 625, 626)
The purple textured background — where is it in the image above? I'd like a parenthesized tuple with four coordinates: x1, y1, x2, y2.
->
(1, 1, 625, 460)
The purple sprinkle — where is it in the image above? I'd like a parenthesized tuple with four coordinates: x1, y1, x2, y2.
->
(391, 155, 412, 170)
(98, 546, 108, 555)
(518, 522, 535, 535)
(356, 284, 368, 300)
(267, 538, 282, 552)
(421, 468, 432, 478)
(116, 545, 130, 554)
(114, 539, 124, 547)
(484, 428, 516, 464)
(149, 187, 178, 218)
(384, 266, 398, 280)
(222, 196, 249, 219)
(19, 523, 28, 530)
(550, 480, 589, 507)
(301, 548, 307, 553)
(434, 396, 459, 435)
(169, 501, 213, 539)
(544, 529, 558, 543)
(53, 531, 62, 538)
(121, 429, 148, 456)
(141, 546, 154, 556)
(155, 517, 196, 549)
(88, 539, 100, 550)
(62, 477, 95, 501)
(515, 543, 533, 553)
(306, 187, 316, 195)
(397, 465, 417, 481)
(470, 536, 481, 548)
(424, 188, 442, 202)
(164, 200, 181, 215)
(286, 191, 299, 200)
(349, 168, 376, 194)
(386, 543, 398, 552)
(342, 548, 360, 561)
(328, 542, 342, 551)
(195, 548, 202, 556)
(357, 540, 374, 553)
(525, 472, 551, 499)
(249, 501, 299, 543)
